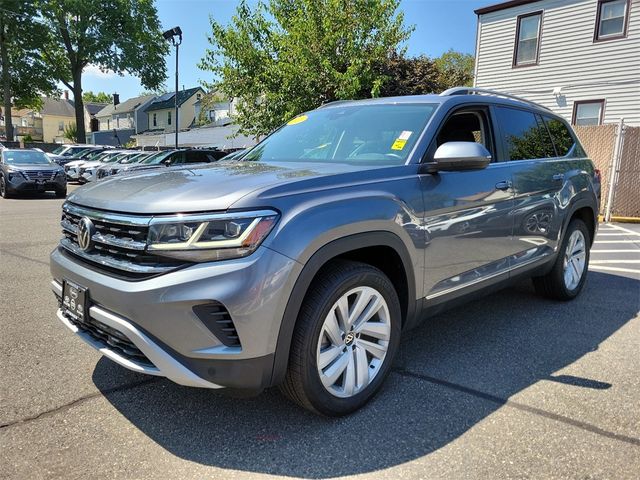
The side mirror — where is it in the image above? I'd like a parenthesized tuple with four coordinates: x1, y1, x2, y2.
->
(162, 159, 172, 166)
(423, 142, 491, 173)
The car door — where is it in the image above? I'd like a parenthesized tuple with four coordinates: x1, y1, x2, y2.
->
(494, 106, 564, 270)
(421, 105, 516, 302)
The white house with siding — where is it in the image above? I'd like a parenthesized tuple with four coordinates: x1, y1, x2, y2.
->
(474, 0, 640, 126)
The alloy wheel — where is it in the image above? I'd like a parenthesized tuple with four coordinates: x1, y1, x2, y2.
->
(316, 286, 391, 398)
(563, 230, 586, 290)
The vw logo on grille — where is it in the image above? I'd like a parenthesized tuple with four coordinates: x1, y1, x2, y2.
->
(77, 217, 95, 252)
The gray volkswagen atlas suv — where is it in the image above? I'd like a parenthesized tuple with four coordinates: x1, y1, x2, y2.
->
(50, 88, 600, 416)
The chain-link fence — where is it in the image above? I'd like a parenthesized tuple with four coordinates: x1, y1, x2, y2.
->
(574, 122, 640, 219)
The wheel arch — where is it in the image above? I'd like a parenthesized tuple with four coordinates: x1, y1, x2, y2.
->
(270, 231, 417, 386)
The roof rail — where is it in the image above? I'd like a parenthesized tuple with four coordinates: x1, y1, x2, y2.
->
(440, 87, 552, 112)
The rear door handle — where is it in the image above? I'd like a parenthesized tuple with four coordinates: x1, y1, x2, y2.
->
(495, 180, 512, 191)
(552, 173, 565, 181)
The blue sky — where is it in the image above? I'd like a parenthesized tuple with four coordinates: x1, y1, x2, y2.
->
(78, 0, 489, 101)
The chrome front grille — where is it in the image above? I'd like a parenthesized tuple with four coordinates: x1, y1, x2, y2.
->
(60, 203, 184, 276)
(23, 170, 56, 181)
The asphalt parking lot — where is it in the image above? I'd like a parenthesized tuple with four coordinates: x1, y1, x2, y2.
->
(1, 185, 639, 479)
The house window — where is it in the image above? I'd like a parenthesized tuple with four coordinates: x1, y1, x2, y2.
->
(58, 121, 64, 132)
(595, 0, 628, 40)
(572, 100, 605, 126)
(168, 111, 171, 125)
(514, 12, 542, 67)
(196, 93, 201, 100)
(153, 113, 157, 127)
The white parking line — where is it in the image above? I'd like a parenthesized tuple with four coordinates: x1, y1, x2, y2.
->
(606, 224, 640, 236)
(593, 240, 640, 244)
(590, 265, 640, 274)
(591, 260, 640, 264)
(597, 233, 636, 236)
(591, 250, 640, 253)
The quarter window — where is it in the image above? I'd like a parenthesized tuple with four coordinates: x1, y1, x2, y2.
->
(514, 12, 542, 66)
(572, 101, 604, 126)
(596, 0, 628, 40)
(495, 106, 555, 161)
(543, 116, 578, 157)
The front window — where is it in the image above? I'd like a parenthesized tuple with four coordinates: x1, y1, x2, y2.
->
(573, 100, 604, 126)
(243, 103, 436, 166)
(514, 12, 542, 66)
(3, 150, 52, 165)
(596, 0, 628, 40)
(142, 151, 173, 164)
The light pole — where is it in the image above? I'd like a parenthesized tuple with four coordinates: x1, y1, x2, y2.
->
(162, 26, 182, 149)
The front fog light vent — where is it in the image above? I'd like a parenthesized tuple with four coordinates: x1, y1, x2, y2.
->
(193, 302, 240, 348)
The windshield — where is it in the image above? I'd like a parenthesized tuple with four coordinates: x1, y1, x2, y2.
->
(51, 146, 67, 155)
(243, 104, 436, 165)
(62, 147, 88, 157)
(104, 153, 129, 163)
(81, 149, 104, 160)
(3, 150, 52, 165)
(142, 151, 173, 164)
(121, 153, 146, 164)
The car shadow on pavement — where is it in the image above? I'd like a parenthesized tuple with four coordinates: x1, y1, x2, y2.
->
(93, 272, 639, 478)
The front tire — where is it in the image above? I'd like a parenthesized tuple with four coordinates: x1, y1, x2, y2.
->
(533, 219, 590, 300)
(280, 260, 401, 416)
(0, 176, 13, 198)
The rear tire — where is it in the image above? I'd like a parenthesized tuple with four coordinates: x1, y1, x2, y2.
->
(55, 187, 67, 198)
(280, 260, 402, 416)
(533, 219, 590, 300)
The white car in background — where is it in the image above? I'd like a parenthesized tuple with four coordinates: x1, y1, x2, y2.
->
(81, 151, 141, 182)
(65, 150, 128, 182)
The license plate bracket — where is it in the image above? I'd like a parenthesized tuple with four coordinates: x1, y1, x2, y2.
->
(62, 280, 88, 321)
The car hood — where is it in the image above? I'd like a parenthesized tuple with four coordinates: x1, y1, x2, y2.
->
(7, 163, 62, 172)
(65, 160, 88, 168)
(67, 161, 366, 214)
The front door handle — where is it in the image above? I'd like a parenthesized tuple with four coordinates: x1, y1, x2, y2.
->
(495, 180, 512, 191)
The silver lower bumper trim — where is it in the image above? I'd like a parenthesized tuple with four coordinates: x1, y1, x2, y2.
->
(52, 281, 222, 389)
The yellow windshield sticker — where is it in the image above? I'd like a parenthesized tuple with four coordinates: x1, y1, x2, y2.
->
(391, 139, 407, 150)
(287, 115, 308, 125)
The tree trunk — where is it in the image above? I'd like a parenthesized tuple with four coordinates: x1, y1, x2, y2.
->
(72, 67, 86, 143)
(0, 18, 14, 142)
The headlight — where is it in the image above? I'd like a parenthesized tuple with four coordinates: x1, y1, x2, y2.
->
(6, 169, 25, 181)
(147, 210, 279, 262)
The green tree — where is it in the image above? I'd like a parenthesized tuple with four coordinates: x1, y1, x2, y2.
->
(373, 52, 440, 97)
(0, 0, 58, 141)
(82, 91, 112, 103)
(200, 0, 412, 137)
(36, 0, 169, 143)
(63, 122, 77, 142)
(434, 49, 475, 89)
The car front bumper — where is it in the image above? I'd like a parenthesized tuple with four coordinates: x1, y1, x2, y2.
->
(6, 176, 65, 192)
(50, 245, 301, 390)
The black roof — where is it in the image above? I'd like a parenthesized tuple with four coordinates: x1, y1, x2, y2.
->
(144, 87, 204, 113)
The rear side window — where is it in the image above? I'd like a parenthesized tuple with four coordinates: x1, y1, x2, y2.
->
(542, 116, 579, 157)
(495, 106, 556, 160)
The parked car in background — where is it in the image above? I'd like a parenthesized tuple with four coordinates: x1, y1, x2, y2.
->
(219, 148, 247, 161)
(65, 150, 130, 182)
(51, 89, 600, 416)
(47, 145, 106, 165)
(96, 152, 153, 180)
(53, 147, 112, 167)
(120, 148, 227, 174)
(81, 151, 141, 183)
(1, 149, 66, 198)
